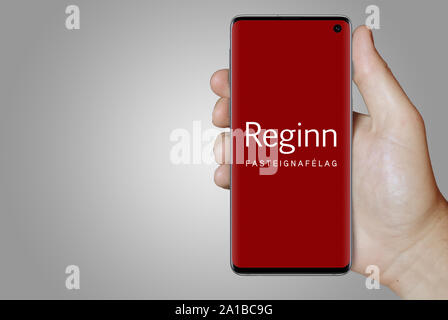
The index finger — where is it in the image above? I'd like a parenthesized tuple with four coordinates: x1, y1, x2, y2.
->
(210, 69, 230, 98)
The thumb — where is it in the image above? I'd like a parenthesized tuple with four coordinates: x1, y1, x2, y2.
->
(353, 26, 415, 127)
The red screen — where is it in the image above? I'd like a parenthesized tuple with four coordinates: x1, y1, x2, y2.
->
(231, 17, 351, 271)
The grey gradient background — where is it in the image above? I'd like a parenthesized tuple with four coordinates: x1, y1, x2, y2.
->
(0, 0, 447, 299)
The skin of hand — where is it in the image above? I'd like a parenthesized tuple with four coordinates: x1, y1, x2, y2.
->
(210, 25, 448, 299)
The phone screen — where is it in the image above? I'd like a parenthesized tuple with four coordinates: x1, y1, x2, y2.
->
(230, 16, 351, 273)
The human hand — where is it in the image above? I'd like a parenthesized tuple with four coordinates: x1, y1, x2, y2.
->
(210, 25, 448, 299)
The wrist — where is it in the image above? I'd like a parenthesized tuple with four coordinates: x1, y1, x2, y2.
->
(384, 198, 448, 299)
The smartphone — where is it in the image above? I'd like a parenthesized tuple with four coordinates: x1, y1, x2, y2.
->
(230, 16, 351, 274)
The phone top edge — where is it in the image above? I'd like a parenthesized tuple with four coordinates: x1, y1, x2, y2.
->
(231, 15, 352, 27)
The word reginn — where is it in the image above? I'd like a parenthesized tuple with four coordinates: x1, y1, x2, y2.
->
(245, 122, 337, 154)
